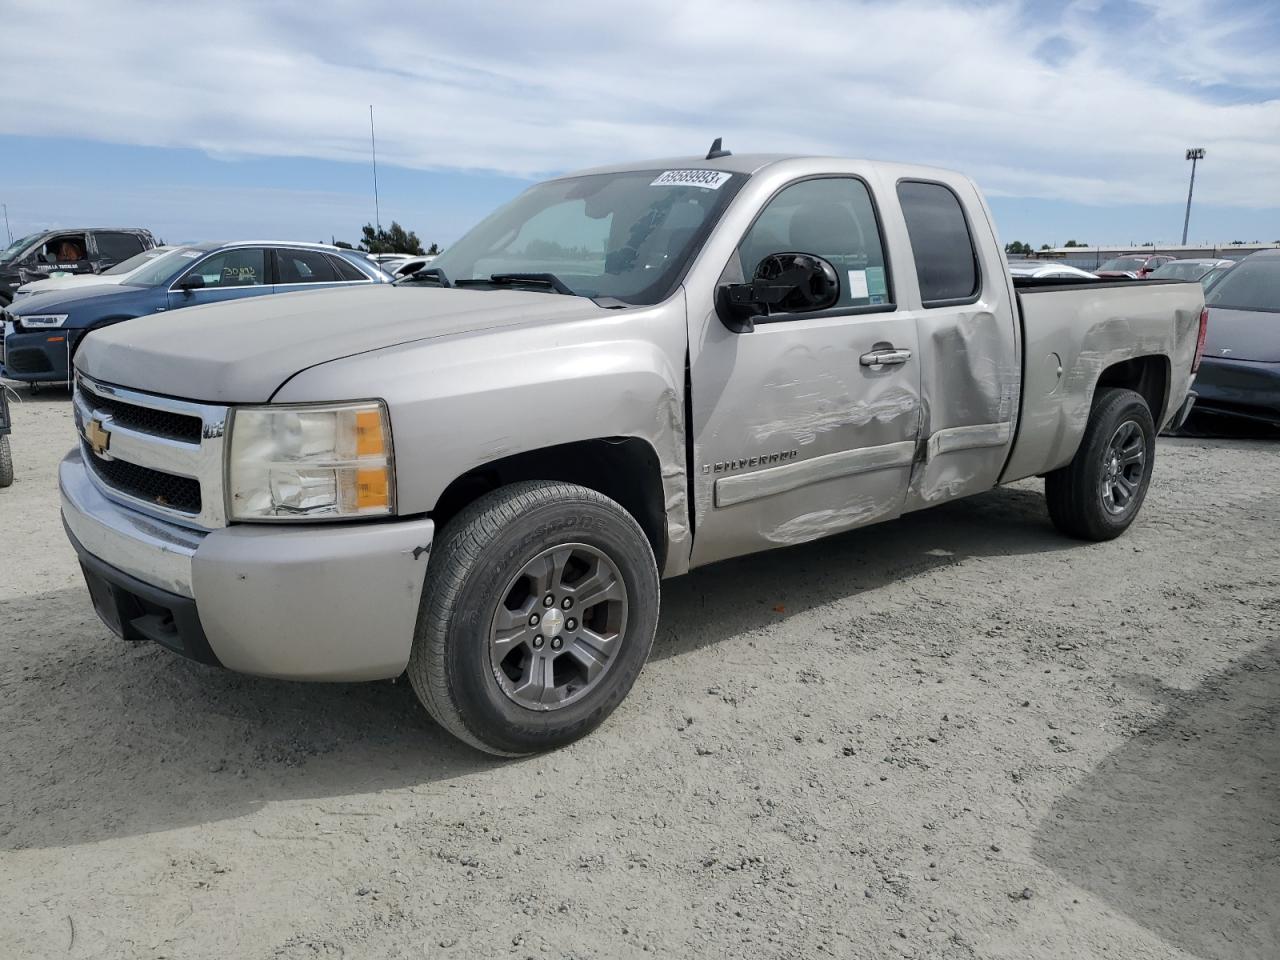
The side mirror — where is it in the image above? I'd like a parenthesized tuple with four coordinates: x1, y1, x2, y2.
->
(176, 273, 205, 293)
(715, 252, 840, 333)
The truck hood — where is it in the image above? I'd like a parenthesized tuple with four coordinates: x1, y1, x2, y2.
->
(1204, 307, 1280, 363)
(77, 285, 616, 403)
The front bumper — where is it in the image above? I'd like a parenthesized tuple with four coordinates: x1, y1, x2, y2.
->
(60, 448, 434, 680)
(2, 328, 74, 382)
(1192, 357, 1280, 426)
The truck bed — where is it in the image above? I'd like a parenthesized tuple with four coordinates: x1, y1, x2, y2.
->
(1001, 278, 1203, 483)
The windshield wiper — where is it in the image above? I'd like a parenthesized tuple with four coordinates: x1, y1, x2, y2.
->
(397, 266, 450, 287)
(454, 272, 576, 296)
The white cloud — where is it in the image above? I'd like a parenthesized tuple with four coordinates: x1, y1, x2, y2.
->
(3, 0, 1278, 208)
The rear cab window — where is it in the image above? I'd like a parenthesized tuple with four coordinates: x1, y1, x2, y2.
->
(896, 180, 981, 307)
(94, 232, 146, 263)
(737, 176, 893, 313)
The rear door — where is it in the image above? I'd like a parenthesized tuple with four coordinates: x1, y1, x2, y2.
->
(688, 175, 922, 564)
(888, 178, 1019, 512)
(167, 247, 271, 309)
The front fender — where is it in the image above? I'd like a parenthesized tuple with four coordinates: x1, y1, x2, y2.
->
(275, 293, 692, 570)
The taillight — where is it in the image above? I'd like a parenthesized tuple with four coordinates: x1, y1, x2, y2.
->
(1191, 307, 1209, 374)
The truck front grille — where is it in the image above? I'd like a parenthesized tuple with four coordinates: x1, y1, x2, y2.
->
(79, 381, 203, 443)
(82, 441, 203, 513)
(74, 374, 229, 529)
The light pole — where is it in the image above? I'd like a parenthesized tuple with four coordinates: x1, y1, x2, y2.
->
(1181, 147, 1205, 245)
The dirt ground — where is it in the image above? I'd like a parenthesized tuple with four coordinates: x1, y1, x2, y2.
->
(0, 384, 1276, 960)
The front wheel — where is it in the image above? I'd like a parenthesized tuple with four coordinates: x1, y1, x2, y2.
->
(407, 481, 660, 756)
(1045, 387, 1156, 541)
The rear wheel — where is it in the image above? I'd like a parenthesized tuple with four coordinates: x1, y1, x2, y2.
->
(1045, 388, 1155, 541)
(407, 481, 660, 756)
(0, 436, 12, 487)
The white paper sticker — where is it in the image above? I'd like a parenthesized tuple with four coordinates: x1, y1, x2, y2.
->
(650, 169, 732, 190)
(847, 269, 869, 299)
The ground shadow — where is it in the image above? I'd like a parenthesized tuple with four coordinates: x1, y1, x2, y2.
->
(2, 485, 1078, 851)
(1033, 639, 1280, 959)
(1, 379, 72, 403)
(654, 483, 1073, 661)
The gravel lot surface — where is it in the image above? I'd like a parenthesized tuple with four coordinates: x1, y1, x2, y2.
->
(1, 385, 1276, 960)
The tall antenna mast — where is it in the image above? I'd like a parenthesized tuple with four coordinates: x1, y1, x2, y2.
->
(370, 105, 382, 235)
(2, 203, 10, 244)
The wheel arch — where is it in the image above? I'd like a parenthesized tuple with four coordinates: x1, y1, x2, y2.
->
(430, 436, 670, 572)
(1094, 354, 1170, 425)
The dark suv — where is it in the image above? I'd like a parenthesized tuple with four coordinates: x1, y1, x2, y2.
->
(0, 228, 157, 306)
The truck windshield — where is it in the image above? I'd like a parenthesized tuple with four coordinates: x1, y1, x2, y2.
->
(428, 169, 744, 304)
(1204, 258, 1280, 313)
(0, 233, 40, 263)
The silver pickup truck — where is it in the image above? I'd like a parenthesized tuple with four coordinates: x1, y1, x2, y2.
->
(60, 151, 1206, 755)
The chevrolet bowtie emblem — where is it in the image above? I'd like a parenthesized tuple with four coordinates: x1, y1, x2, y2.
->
(86, 417, 112, 458)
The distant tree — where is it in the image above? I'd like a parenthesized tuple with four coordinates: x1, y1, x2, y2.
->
(426, 242, 441, 256)
(1040, 243, 1052, 251)
(1229, 240, 1246, 245)
(333, 240, 354, 250)
(1004, 241, 1032, 256)
(1141, 241, 1155, 247)
(359, 221, 425, 255)
(1064, 239, 1087, 248)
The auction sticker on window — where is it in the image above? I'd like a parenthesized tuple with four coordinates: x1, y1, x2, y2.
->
(650, 169, 732, 190)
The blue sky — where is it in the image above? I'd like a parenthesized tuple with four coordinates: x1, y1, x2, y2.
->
(1, 0, 1278, 249)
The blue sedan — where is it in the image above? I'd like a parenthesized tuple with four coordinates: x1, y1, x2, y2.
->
(1, 241, 390, 384)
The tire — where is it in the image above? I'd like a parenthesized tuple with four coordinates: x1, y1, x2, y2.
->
(0, 436, 11, 488)
(1045, 387, 1156, 541)
(407, 481, 660, 756)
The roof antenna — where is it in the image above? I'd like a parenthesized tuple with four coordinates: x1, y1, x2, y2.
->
(706, 137, 732, 160)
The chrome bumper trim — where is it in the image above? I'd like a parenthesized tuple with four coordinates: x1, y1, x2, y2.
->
(60, 447, 202, 598)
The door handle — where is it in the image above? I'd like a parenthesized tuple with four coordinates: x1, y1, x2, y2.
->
(859, 348, 912, 367)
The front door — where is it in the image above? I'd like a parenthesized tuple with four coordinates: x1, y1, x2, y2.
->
(168, 247, 272, 310)
(689, 176, 922, 565)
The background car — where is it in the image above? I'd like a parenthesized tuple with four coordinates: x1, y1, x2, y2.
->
(389, 254, 436, 278)
(1095, 254, 1175, 279)
(1200, 261, 1238, 290)
(1007, 261, 1099, 281)
(1191, 250, 1280, 428)
(1, 241, 389, 384)
(0, 227, 157, 306)
(1148, 258, 1236, 285)
(11, 245, 179, 301)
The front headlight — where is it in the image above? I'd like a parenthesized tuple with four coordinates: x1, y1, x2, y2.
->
(18, 313, 68, 328)
(228, 401, 395, 520)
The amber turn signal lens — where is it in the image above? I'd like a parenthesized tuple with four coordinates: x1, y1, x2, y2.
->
(355, 410, 385, 456)
(355, 467, 390, 510)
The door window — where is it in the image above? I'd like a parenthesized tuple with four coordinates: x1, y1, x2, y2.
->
(276, 249, 340, 284)
(182, 248, 267, 288)
(738, 177, 891, 310)
(37, 233, 89, 266)
(328, 255, 370, 282)
(896, 181, 980, 306)
(94, 232, 146, 263)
